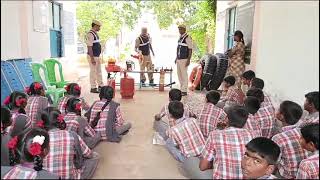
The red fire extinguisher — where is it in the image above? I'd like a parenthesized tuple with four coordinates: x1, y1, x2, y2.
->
(120, 72, 135, 99)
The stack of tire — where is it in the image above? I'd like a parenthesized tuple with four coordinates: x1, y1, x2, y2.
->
(198, 53, 229, 91)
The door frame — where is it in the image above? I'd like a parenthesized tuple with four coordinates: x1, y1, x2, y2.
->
(49, 1, 64, 58)
(227, 6, 237, 50)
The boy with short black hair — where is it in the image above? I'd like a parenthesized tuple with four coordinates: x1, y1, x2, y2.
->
(251, 78, 274, 108)
(218, 76, 245, 109)
(165, 101, 205, 162)
(297, 91, 319, 127)
(241, 70, 256, 94)
(241, 137, 281, 179)
(296, 123, 319, 179)
(153, 88, 195, 140)
(198, 105, 257, 179)
(198, 90, 227, 139)
(272, 101, 310, 179)
(243, 96, 263, 136)
(246, 88, 276, 138)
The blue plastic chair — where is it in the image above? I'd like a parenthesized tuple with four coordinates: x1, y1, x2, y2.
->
(1, 69, 13, 104)
(8, 58, 34, 87)
(1, 61, 25, 92)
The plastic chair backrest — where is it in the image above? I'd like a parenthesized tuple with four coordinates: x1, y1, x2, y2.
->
(43, 58, 65, 84)
(1, 69, 13, 104)
(31, 63, 50, 89)
(9, 58, 34, 87)
(1, 61, 25, 91)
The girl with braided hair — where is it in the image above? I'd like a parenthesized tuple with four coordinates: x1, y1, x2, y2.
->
(39, 107, 99, 179)
(2, 91, 32, 134)
(57, 83, 90, 115)
(1, 128, 59, 179)
(64, 97, 101, 148)
(25, 82, 49, 127)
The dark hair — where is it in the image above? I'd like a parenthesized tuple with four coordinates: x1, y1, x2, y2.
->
(305, 91, 319, 111)
(300, 123, 319, 150)
(1, 106, 12, 131)
(9, 128, 50, 171)
(169, 89, 182, 101)
(234, 30, 245, 45)
(279, 101, 303, 125)
(40, 107, 66, 130)
(168, 101, 184, 119)
(206, 90, 220, 105)
(251, 78, 265, 90)
(99, 86, 114, 101)
(65, 83, 81, 96)
(6, 91, 28, 114)
(66, 97, 81, 115)
(28, 82, 44, 96)
(226, 105, 249, 128)
(246, 88, 265, 103)
(246, 137, 280, 165)
(91, 23, 95, 28)
(242, 70, 255, 80)
(244, 96, 261, 114)
(224, 76, 236, 86)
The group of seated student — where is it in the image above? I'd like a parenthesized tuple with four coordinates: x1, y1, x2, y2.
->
(154, 70, 319, 179)
(1, 82, 131, 179)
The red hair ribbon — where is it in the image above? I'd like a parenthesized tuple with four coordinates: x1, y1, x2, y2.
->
(65, 85, 70, 92)
(75, 103, 82, 111)
(3, 96, 11, 105)
(57, 114, 64, 123)
(36, 120, 45, 128)
(7, 136, 18, 149)
(34, 83, 42, 90)
(74, 85, 81, 91)
(28, 143, 42, 156)
(24, 87, 31, 94)
(15, 98, 27, 107)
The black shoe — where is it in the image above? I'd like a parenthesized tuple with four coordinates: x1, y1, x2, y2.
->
(181, 92, 188, 96)
(90, 88, 100, 93)
(98, 86, 102, 91)
(149, 79, 156, 86)
(141, 80, 146, 87)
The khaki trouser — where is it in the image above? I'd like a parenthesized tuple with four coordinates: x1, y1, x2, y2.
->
(177, 59, 188, 93)
(139, 55, 153, 82)
(87, 55, 103, 89)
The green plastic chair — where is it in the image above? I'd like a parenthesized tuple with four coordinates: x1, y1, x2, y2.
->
(31, 62, 66, 106)
(43, 58, 69, 88)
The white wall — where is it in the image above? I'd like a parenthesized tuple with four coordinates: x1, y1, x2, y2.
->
(252, 1, 319, 105)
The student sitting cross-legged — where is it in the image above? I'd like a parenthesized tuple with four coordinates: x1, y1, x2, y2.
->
(217, 76, 245, 109)
(243, 96, 263, 136)
(197, 90, 227, 139)
(64, 97, 101, 149)
(86, 86, 131, 142)
(153, 88, 195, 140)
(165, 101, 205, 163)
(1, 128, 59, 179)
(271, 101, 310, 179)
(296, 123, 319, 179)
(181, 105, 258, 179)
(241, 137, 281, 179)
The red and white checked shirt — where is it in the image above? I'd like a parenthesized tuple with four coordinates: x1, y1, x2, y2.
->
(43, 128, 92, 179)
(57, 95, 91, 115)
(198, 103, 227, 138)
(262, 91, 274, 109)
(65, 112, 95, 137)
(2, 165, 37, 179)
(222, 86, 245, 106)
(64, 112, 80, 133)
(244, 114, 262, 136)
(89, 100, 125, 140)
(159, 103, 192, 127)
(6, 112, 32, 135)
(201, 127, 257, 179)
(282, 116, 319, 132)
(25, 96, 49, 127)
(167, 117, 205, 158)
(272, 128, 310, 179)
(296, 151, 319, 179)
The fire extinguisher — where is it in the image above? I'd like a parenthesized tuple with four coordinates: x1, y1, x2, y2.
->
(159, 68, 165, 91)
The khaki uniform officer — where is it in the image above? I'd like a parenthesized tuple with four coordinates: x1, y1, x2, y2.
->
(135, 27, 155, 86)
(176, 24, 193, 96)
(86, 20, 103, 93)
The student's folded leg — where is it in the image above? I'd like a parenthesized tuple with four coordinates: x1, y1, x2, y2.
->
(165, 138, 186, 162)
(116, 122, 132, 135)
(153, 120, 169, 140)
(81, 152, 100, 179)
(178, 156, 212, 179)
(83, 133, 102, 149)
